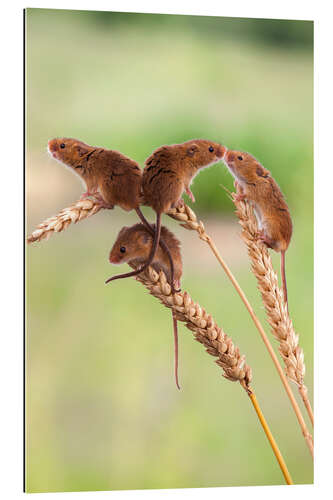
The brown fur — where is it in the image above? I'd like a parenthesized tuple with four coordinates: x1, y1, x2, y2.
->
(223, 149, 292, 308)
(48, 137, 142, 211)
(223, 150, 292, 252)
(142, 139, 226, 213)
(134, 139, 226, 289)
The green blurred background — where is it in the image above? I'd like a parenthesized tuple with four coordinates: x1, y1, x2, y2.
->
(25, 8, 313, 493)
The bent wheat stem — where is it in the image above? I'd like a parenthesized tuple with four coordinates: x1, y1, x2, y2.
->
(132, 265, 293, 485)
(167, 204, 313, 458)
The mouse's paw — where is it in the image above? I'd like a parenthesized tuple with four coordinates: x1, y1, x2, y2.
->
(175, 198, 185, 209)
(80, 190, 99, 201)
(185, 187, 196, 203)
(91, 192, 104, 202)
(256, 230, 274, 249)
(256, 229, 266, 240)
(234, 192, 246, 202)
(90, 193, 114, 209)
(234, 181, 246, 201)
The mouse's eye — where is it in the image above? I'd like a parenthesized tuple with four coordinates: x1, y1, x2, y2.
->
(237, 156, 243, 161)
(209, 146, 214, 153)
(120, 246, 126, 254)
(60, 143, 65, 149)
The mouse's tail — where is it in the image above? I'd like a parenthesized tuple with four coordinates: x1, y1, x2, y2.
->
(135, 208, 179, 293)
(105, 213, 162, 285)
(172, 309, 180, 390)
(281, 250, 288, 312)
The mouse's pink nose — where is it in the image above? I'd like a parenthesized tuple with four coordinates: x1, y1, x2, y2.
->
(225, 150, 235, 163)
(109, 252, 119, 264)
(48, 139, 57, 152)
(217, 145, 227, 158)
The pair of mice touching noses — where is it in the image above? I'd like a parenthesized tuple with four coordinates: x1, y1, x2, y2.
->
(48, 137, 292, 388)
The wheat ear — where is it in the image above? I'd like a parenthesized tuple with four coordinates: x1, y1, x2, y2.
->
(233, 195, 314, 427)
(132, 265, 293, 485)
(27, 198, 103, 244)
(167, 203, 313, 458)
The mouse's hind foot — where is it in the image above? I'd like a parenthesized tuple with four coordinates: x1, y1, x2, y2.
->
(185, 187, 196, 203)
(256, 230, 274, 249)
(80, 189, 98, 200)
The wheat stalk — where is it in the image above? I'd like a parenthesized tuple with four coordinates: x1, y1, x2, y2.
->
(27, 198, 103, 244)
(233, 195, 314, 427)
(132, 265, 293, 485)
(167, 203, 314, 457)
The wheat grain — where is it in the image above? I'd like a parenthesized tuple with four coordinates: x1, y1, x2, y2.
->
(27, 198, 103, 244)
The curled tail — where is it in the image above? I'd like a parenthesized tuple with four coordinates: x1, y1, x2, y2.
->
(281, 250, 288, 312)
(172, 309, 180, 390)
(135, 208, 179, 293)
(105, 213, 162, 284)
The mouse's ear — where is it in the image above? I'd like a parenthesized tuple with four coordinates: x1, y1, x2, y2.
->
(117, 226, 129, 239)
(76, 143, 91, 157)
(139, 231, 151, 245)
(186, 143, 200, 157)
(256, 165, 269, 178)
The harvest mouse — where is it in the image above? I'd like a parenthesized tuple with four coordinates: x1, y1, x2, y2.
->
(48, 137, 142, 211)
(108, 223, 183, 389)
(223, 149, 293, 309)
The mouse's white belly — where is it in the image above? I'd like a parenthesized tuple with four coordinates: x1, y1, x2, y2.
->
(253, 204, 263, 230)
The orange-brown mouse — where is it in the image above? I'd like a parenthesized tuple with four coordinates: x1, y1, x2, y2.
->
(107, 139, 226, 287)
(48, 137, 142, 211)
(109, 223, 182, 389)
(223, 150, 293, 309)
